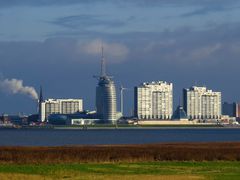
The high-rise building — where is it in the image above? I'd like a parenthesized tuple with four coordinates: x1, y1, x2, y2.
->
(183, 86, 221, 119)
(222, 102, 240, 118)
(95, 47, 117, 123)
(236, 103, 240, 118)
(134, 81, 173, 119)
(40, 99, 83, 122)
(222, 102, 235, 117)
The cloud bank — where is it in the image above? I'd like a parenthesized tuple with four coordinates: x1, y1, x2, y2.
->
(80, 39, 129, 61)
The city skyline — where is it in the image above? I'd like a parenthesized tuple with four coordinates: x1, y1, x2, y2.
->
(0, 0, 240, 114)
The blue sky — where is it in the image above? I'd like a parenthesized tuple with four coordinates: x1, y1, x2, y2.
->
(0, 0, 240, 115)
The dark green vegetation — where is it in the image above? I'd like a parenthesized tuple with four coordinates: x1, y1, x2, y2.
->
(0, 162, 240, 179)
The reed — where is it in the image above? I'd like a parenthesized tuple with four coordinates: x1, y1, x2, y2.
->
(0, 142, 240, 164)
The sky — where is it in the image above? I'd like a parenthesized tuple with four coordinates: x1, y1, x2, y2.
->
(0, 0, 240, 115)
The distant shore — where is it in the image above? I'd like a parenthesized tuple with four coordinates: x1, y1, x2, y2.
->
(1, 142, 240, 164)
(2, 123, 239, 130)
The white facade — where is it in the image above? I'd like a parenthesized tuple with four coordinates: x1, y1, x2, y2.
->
(70, 119, 99, 125)
(41, 99, 83, 122)
(134, 81, 173, 119)
(183, 86, 221, 119)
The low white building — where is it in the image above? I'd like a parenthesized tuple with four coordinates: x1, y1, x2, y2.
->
(70, 118, 100, 125)
(41, 99, 83, 122)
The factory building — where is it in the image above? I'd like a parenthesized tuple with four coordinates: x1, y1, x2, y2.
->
(183, 86, 221, 119)
(40, 99, 83, 122)
(134, 81, 173, 120)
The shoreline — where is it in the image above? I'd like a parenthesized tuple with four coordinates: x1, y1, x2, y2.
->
(52, 126, 239, 130)
(1, 124, 240, 130)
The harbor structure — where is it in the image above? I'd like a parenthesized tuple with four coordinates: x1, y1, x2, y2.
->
(95, 47, 117, 123)
(40, 98, 83, 121)
(183, 86, 221, 119)
(134, 81, 173, 120)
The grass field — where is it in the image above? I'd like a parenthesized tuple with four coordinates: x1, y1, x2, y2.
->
(0, 162, 240, 179)
(1, 143, 240, 179)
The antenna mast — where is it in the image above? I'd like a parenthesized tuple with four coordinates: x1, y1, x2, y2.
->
(101, 45, 106, 77)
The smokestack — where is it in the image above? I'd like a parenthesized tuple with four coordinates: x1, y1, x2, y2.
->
(38, 86, 43, 121)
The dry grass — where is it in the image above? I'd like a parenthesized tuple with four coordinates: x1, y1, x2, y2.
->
(0, 173, 50, 180)
(0, 142, 240, 164)
(0, 161, 239, 179)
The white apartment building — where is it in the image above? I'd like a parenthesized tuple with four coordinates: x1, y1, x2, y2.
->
(41, 99, 83, 122)
(134, 81, 173, 119)
(183, 86, 221, 119)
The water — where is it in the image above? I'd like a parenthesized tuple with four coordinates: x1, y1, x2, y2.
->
(0, 128, 240, 146)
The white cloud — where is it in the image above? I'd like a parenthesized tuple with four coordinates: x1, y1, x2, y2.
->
(189, 43, 222, 60)
(79, 39, 129, 63)
(143, 39, 176, 52)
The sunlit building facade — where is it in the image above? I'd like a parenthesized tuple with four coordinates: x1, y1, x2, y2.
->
(183, 86, 221, 119)
(41, 99, 83, 122)
(134, 81, 173, 119)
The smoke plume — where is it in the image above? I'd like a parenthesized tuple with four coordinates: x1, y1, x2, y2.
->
(0, 78, 38, 100)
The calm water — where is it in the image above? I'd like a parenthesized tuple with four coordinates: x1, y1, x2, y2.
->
(0, 128, 240, 146)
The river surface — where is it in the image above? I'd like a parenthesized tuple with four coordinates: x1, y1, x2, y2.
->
(0, 128, 240, 146)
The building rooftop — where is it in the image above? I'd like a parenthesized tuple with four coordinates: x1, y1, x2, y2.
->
(141, 81, 172, 86)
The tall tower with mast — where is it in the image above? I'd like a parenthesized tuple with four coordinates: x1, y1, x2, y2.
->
(95, 46, 117, 123)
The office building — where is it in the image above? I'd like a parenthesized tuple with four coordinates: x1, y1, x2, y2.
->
(95, 47, 117, 123)
(236, 103, 240, 118)
(222, 102, 235, 117)
(183, 86, 221, 119)
(222, 102, 240, 118)
(134, 81, 173, 119)
(40, 99, 83, 121)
